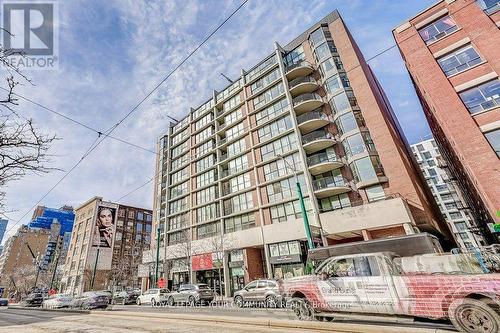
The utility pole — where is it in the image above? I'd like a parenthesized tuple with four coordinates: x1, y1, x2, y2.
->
(49, 253, 60, 290)
(277, 155, 314, 250)
(155, 226, 161, 287)
(25, 243, 42, 289)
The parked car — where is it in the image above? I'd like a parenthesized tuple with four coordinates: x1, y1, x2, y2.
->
(21, 293, 44, 307)
(96, 290, 113, 304)
(167, 284, 214, 306)
(112, 290, 140, 305)
(42, 293, 73, 309)
(234, 279, 283, 308)
(0, 298, 8, 306)
(71, 292, 109, 310)
(136, 288, 170, 306)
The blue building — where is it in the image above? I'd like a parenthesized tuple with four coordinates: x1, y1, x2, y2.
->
(28, 206, 75, 236)
(0, 218, 7, 245)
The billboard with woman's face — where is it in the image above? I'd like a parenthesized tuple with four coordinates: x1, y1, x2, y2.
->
(92, 206, 116, 248)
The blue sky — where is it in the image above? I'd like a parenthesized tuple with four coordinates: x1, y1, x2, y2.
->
(2, 0, 438, 240)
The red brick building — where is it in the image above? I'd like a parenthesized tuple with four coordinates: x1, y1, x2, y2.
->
(393, 0, 500, 244)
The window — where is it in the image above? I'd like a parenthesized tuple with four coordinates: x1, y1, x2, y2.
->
(445, 202, 458, 210)
(418, 15, 458, 44)
(366, 185, 385, 202)
(343, 132, 375, 157)
(195, 112, 213, 131)
(428, 168, 437, 176)
(460, 79, 500, 114)
(325, 73, 350, 94)
(171, 168, 188, 184)
(309, 28, 326, 47)
(227, 155, 248, 175)
(169, 197, 189, 214)
(223, 173, 251, 195)
(245, 55, 277, 82)
(255, 98, 289, 126)
(168, 230, 187, 245)
(194, 139, 214, 158)
(170, 181, 188, 198)
(172, 128, 189, 146)
(262, 152, 301, 181)
(171, 153, 189, 170)
(193, 99, 214, 120)
(227, 138, 246, 157)
(196, 170, 216, 188)
(224, 108, 242, 127)
(329, 91, 357, 114)
(168, 213, 188, 230)
(336, 112, 362, 135)
(258, 116, 293, 143)
(449, 212, 463, 220)
(320, 193, 351, 212)
(321, 257, 379, 277)
(266, 175, 306, 203)
(172, 117, 189, 133)
(217, 79, 241, 102)
(455, 222, 467, 231)
(260, 133, 297, 161)
(283, 45, 305, 68)
(269, 241, 301, 257)
(115, 231, 122, 241)
(195, 203, 219, 223)
(477, 0, 500, 15)
(137, 212, 144, 220)
(484, 129, 500, 157)
(251, 67, 281, 95)
(226, 122, 245, 141)
(428, 160, 436, 167)
(195, 186, 218, 206)
(422, 151, 432, 159)
(224, 191, 253, 215)
(253, 83, 285, 110)
(171, 140, 189, 158)
(196, 154, 216, 173)
(437, 45, 482, 77)
(195, 126, 213, 144)
(350, 156, 384, 183)
(224, 212, 256, 233)
(270, 199, 311, 223)
(196, 222, 220, 239)
(314, 41, 336, 61)
(224, 94, 241, 112)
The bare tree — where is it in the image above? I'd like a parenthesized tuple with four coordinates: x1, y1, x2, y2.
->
(0, 29, 57, 212)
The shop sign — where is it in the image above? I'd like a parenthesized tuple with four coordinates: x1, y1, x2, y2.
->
(228, 260, 244, 268)
(192, 253, 213, 271)
(137, 263, 151, 278)
(269, 253, 302, 265)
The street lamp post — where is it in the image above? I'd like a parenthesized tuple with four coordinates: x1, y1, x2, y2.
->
(278, 155, 314, 250)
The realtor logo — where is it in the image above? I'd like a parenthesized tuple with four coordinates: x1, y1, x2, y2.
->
(1, 1, 58, 69)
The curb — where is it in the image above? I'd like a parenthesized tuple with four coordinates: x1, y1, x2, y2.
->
(8, 305, 90, 315)
(89, 311, 455, 333)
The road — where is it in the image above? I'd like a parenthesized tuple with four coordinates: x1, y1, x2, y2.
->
(0, 305, 457, 332)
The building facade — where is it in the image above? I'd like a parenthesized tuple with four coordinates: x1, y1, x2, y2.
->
(146, 10, 453, 296)
(411, 137, 485, 249)
(393, 0, 500, 244)
(61, 197, 152, 295)
(0, 218, 7, 256)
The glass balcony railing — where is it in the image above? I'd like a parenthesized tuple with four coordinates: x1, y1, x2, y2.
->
(297, 109, 331, 124)
(313, 176, 349, 191)
(285, 60, 314, 73)
(293, 93, 322, 107)
(302, 130, 335, 145)
(289, 76, 317, 90)
(307, 152, 341, 167)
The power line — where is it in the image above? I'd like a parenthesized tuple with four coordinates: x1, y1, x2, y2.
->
(2, 0, 249, 236)
(116, 177, 154, 202)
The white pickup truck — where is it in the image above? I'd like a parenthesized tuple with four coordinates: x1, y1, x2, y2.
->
(283, 252, 500, 333)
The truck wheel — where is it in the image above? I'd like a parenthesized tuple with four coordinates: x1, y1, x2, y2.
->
(449, 298, 500, 333)
(290, 298, 313, 321)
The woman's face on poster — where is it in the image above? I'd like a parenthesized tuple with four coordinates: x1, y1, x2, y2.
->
(99, 209, 113, 228)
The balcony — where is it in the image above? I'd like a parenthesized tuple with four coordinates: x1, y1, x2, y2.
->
(285, 61, 314, 80)
(302, 131, 337, 154)
(312, 176, 350, 198)
(307, 152, 343, 175)
(289, 76, 319, 97)
(293, 93, 324, 115)
(297, 109, 332, 134)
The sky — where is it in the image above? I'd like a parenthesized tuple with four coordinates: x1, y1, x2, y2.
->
(1, 0, 438, 241)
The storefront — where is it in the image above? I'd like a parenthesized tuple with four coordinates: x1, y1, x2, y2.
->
(170, 258, 189, 290)
(268, 240, 307, 279)
(228, 250, 245, 296)
(192, 252, 225, 296)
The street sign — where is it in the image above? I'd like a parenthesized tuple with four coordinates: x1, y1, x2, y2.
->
(493, 223, 500, 233)
(158, 278, 166, 288)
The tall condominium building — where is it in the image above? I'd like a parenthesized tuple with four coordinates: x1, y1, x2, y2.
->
(393, 0, 500, 244)
(0, 219, 7, 245)
(147, 10, 452, 296)
(61, 197, 152, 295)
(411, 137, 485, 249)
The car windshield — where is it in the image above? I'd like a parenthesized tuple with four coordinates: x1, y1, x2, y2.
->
(160, 289, 169, 293)
(197, 284, 210, 290)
